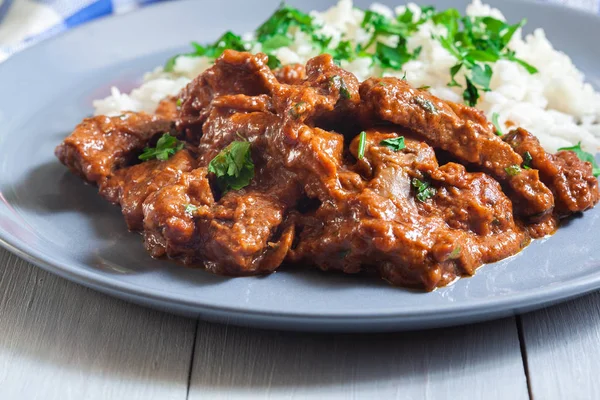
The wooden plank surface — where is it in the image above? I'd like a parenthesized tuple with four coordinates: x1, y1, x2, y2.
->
(0, 248, 196, 400)
(520, 292, 600, 400)
(188, 318, 529, 400)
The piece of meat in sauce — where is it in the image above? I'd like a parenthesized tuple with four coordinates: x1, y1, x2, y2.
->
(55, 112, 172, 186)
(100, 149, 196, 230)
(142, 166, 297, 275)
(289, 130, 527, 289)
(503, 127, 599, 216)
(358, 78, 555, 220)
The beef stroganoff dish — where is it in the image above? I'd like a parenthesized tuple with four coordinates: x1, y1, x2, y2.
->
(56, 1, 600, 290)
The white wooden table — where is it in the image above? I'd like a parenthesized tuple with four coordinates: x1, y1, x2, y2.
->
(1, 246, 599, 399)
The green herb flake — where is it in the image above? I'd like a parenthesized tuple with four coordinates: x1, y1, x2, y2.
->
(261, 34, 293, 52)
(176, 98, 182, 108)
(328, 40, 355, 64)
(412, 177, 436, 202)
(256, 4, 314, 42)
(448, 246, 461, 259)
(414, 96, 438, 114)
(380, 136, 406, 151)
(523, 151, 533, 169)
(417, 85, 431, 91)
(139, 133, 184, 161)
(288, 101, 308, 119)
(184, 204, 198, 216)
(491, 112, 503, 136)
(557, 142, 600, 178)
(471, 63, 492, 91)
(330, 75, 351, 99)
(266, 54, 282, 69)
(430, 11, 538, 105)
(164, 32, 246, 72)
(463, 77, 479, 107)
(505, 164, 522, 176)
(208, 141, 255, 192)
(357, 131, 367, 160)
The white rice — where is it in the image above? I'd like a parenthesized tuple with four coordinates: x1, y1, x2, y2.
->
(93, 0, 600, 154)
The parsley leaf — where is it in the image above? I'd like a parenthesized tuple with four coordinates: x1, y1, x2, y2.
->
(505, 164, 522, 176)
(463, 77, 479, 107)
(380, 136, 406, 151)
(261, 34, 293, 52)
(523, 151, 533, 169)
(208, 141, 255, 192)
(361, 10, 422, 70)
(357, 131, 367, 160)
(330, 75, 351, 99)
(412, 178, 436, 202)
(471, 63, 492, 91)
(557, 142, 600, 177)
(266, 54, 282, 69)
(327, 40, 355, 64)
(431, 11, 538, 105)
(414, 96, 438, 114)
(139, 133, 184, 161)
(184, 204, 198, 216)
(491, 112, 503, 136)
(289, 101, 308, 119)
(448, 246, 461, 259)
(256, 3, 313, 42)
(164, 32, 246, 72)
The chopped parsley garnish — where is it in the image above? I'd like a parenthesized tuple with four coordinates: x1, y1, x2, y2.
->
(432, 12, 537, 106)
(139, 133, 184, 161)
(256, 4, 314, 42)
(163, 3, 539, 110)
(208, 140, 255, 192)
(330, 75, 351, 99)
(164, 32, 246, 72)
(328, 40, 355, 64)
(491, 112, 503, 136)
(357, 131, 367, 160)
(417, 85, 431, 91)
(414, 96, 438, 114)
(522, 151, 533, 170)
(558, 142, 600, 177)
(289, 101, 307, 119)
(184, 204, 198, 216)
(412, 178, 436, 202)
(448, 246, 461, 259)
(380, 136, 406, 151)
(462, 77, 479, 107)
(176, 98, 182, 107)
(505, 164, 522, 176)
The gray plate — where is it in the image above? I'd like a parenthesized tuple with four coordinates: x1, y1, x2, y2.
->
(0, 0, 599, 332)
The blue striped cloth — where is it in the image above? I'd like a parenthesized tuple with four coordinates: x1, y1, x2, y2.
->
(0, 0, 168, 62)
(0, 0, 597, 62)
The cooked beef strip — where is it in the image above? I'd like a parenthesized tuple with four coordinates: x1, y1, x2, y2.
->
(100, 149, 196, 230)
(56, 50, 599, 290)
(358, 77, 555, 219)
(55, 112, 172, 186)
(503, 127, 599, 216)
(288, 131, 527, 289)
